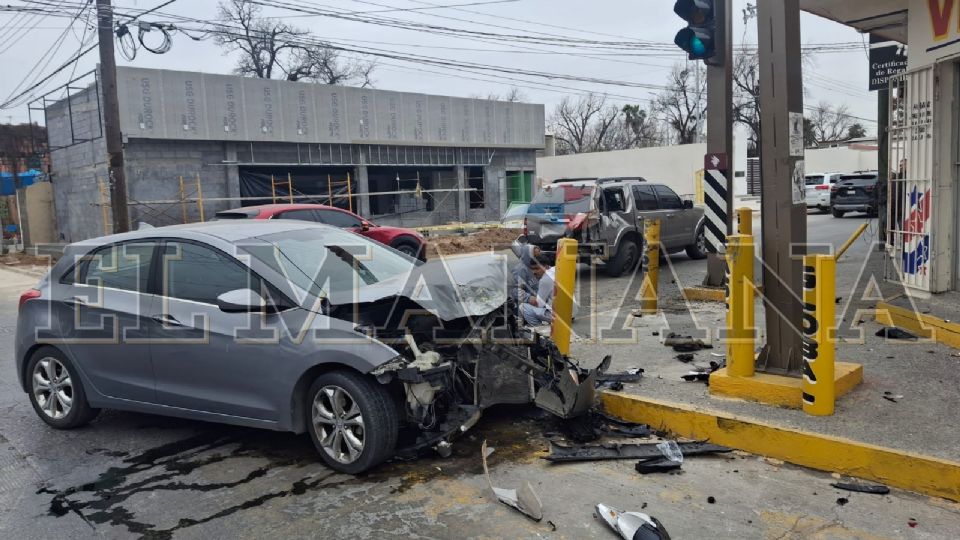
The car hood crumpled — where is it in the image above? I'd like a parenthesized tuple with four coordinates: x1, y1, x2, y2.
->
(327, 252, 510, 321)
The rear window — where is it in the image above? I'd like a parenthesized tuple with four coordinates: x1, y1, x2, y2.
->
(214, 209, 259, 220)
(528, 184, 594, 215)
(839, 174, 879, 182)
(805, 175, 825, 186)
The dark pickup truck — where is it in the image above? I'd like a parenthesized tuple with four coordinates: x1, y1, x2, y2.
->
(831, 172, 882, 218)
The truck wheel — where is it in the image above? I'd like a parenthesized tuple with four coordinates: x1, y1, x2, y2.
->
(685, 226, 708, 260)
(832, 208, 845, 218)
(605, 238, 639, 277)
(307, 371, 399, 474)
(391, 238, 422, 259)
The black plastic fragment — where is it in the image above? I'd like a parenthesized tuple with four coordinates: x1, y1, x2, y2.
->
(545, 441, 732, 462)
(831, 482, 890, 495)
(875, 327, 918, 340)
(635, 457, 682, 474)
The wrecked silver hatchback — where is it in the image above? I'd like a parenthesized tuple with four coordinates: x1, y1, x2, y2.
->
(247, 226, 598, 472)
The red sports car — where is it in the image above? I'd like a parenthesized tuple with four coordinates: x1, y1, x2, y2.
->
(214, 203, 428, 260)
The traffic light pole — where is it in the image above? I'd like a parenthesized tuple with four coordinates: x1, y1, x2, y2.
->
(756, 0, 806, 375)
(96, 0, 131, 234)
(703, 0, 734, 287)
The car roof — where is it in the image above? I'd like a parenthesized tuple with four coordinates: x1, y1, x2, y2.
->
(221, 203, 345, 213)
(73, 220, 334, 248)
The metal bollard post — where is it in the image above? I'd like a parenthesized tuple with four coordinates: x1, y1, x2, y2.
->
(725, 234, 755, 377)
(551, 238, 578, 357)
(639, 219, 661, 314)
(737, 207, 753, 235)
(802, 254, 836, 416)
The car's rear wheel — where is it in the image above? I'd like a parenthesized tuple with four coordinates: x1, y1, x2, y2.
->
(307, 371, 398, 474)
(605, 238, 639, 277)
(27, 347, 99, 429)
(832, 208, 846, 218)
(391, 239, 421, 259)
(685, 225, 708, 260)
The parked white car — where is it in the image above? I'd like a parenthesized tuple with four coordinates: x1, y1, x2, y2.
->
(805, 173, 843, 212)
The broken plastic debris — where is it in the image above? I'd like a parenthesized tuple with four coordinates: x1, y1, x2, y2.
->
(875, 327, 918, 340)
(481, 440, 543, 521)
(545, 441, 730, 463)
(635, 457, 681, 474)
(596, 503, 671, 540)
(656, 441, 684, 463)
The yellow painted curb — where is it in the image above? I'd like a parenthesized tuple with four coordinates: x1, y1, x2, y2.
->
(875, 301, 958, 349)
(600, 392, 960, 502)
(709, 362, 863, 409)
(682, 286, 726, 302)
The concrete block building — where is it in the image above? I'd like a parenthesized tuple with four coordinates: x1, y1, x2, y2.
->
(45, 67, 544, 242)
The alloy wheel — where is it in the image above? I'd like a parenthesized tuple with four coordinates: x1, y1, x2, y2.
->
(312, 385, 365, 464)
(32, 357, 73, 420)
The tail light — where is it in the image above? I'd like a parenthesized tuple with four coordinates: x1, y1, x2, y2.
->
(865, 185, 876, 193)
(830, 186, 839, 193)
(522, 217, 528, 236)
(19, 288, 41, 311)
(815, 184, 830, 191)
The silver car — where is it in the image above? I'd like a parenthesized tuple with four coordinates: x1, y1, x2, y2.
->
(15, 221, 596, 473)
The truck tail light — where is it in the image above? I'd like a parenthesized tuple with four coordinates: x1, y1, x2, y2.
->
(815, 184, 830, 190)
(19, 289, 41, 311)
(865, 185, 876, 193)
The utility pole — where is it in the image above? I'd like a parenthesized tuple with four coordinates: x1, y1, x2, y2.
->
(756, 0, 806, 375)
(703, 0, 734, 286)
(96, 0, 130, 233)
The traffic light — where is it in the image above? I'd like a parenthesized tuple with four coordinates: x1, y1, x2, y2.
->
(673, 0, 719, 64)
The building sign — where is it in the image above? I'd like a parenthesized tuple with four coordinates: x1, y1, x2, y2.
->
(869, 34, 907, 91)
(908, 0, 960, 69)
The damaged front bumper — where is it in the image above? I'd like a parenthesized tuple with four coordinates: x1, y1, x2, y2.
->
(370, 316, 598, 455)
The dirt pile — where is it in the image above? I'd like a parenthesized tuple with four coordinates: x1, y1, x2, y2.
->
(425, 228, 519, 258)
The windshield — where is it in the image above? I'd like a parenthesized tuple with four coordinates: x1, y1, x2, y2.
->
(528, 184, 594, 215)
(245, 228, 415, 299)
(502, 203, 529, 220)
(805, 175, 825, 186)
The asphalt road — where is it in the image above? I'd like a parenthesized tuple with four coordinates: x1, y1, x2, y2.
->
(4, 211, 958, 539)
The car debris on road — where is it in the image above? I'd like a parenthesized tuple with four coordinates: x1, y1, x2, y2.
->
(596, 503, 672, 540)
(831, 482, 891, 495)
(481, 440, 543, 521)
(544, 440, 731, 463)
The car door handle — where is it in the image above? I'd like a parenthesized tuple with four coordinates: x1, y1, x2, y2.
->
(151, 314, 184, 327)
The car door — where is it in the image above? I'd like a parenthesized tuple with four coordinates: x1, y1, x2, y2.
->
(598, 185, 633, 250)
(148, 240, 289, 421)
(652, 185, 687, 249)
(52, 241, 159, 402)
(631, 184, 667, 242)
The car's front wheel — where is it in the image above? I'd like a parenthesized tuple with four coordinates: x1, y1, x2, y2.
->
(26, 347, 99, 429)
(391, 238, 421, 259)
(686, 225, 708, 260)
(307, 371, 399, 474)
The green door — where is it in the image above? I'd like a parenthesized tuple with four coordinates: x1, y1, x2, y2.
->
(506, 171, 532, 204)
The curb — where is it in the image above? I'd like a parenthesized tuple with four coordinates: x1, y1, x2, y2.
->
(876, 301, 960, 350)
(682, 286, 726, 302)
(601, 392, 960, 502)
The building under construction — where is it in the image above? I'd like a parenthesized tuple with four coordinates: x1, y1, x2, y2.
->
(43, 66, 545, 242)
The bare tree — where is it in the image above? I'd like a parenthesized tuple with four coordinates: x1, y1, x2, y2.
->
(807, 102, 855, 145)
(622, 104, 664, 148)
(475, 87, 528, 102)
(215, 0, 374, 86)
(549, 94, 626, 155)
(732, 52, 761, 155)
(654, 63, 706, 145)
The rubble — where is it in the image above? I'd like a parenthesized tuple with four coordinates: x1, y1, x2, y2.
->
(481, 441, 543, 522)
(596, 503, 672, 540)
(544, 441, 731, 463)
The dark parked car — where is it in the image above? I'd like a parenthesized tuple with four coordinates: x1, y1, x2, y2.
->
(15, 221, 597, 473)
(520, 178, 706, 277)
(831, 172, 882, 218)
(215, 203, 427, 260)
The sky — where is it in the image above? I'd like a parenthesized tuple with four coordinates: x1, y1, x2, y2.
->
(0, 0, 878, 134)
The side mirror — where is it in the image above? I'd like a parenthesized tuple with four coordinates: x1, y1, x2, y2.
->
(361, 221, 371, 231)
(683, 200, 694, 209)
(216, 288, 267, 313)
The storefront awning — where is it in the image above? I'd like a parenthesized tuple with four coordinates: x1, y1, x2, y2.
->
(800, 0, 908, 43)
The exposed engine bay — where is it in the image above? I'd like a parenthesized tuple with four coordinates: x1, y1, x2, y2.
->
(337, 298, 599, 456)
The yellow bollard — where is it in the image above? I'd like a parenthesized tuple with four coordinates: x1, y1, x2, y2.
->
(737, 207, 753, 235)
(551, 238, 578, 357)
(725, 234, 755, 377)
(802, 254, 836, 416)
(639, 219, 661, 314)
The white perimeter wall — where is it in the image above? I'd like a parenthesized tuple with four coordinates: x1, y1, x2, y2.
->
(536, 143, 707, 198)
(803, 147, 878, 175)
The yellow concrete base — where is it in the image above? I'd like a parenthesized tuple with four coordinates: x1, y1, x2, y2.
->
(708, 362, 863, 409)
(682, 286, 726, 302)
(600, 392, 960, 502)
(875, 301, 959, 349)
